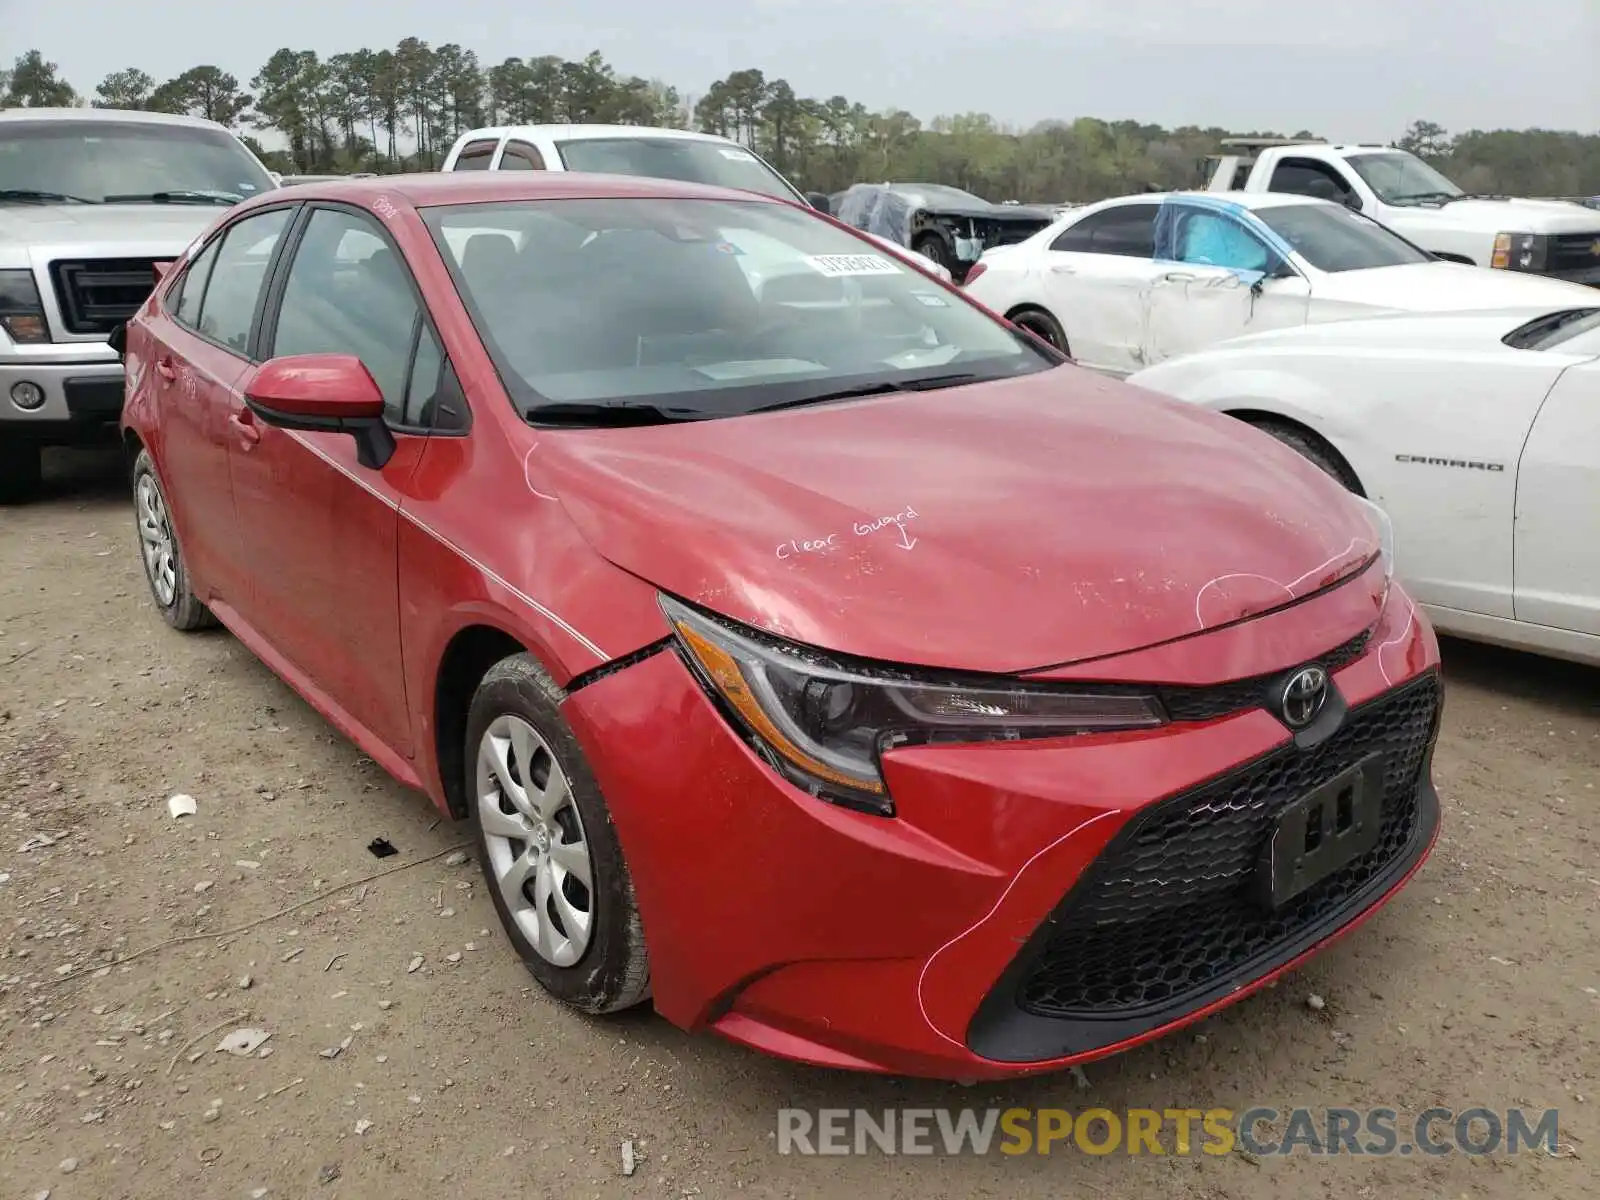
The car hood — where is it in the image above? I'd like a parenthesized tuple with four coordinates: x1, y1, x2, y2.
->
(1390, 197, 1600, 235)
(527, 368, 1378, 673)
(1313, 261, 1600, 312)
(1, 203, 223, 270)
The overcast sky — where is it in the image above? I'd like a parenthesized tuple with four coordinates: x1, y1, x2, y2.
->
(10, 0, 1598, 137)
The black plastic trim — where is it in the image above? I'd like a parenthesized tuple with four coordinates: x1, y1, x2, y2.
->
(964, 672, 1442, 1064)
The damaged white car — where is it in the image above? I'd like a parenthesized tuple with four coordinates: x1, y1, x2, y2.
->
(961, 191, 1600, 376)
(1125, 303, 1600, 666)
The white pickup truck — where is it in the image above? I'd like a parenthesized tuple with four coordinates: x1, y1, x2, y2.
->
(1206, 138, 1600, 286)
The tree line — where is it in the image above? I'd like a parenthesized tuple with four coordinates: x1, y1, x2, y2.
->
(3, 45, 1597, 203)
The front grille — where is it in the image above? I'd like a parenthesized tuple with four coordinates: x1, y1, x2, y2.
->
(1015, 672, 1440, 1019)
(49, 258, 160, 335)
(1154, 628, 1370, 722)
(1547, 233, 1600, 276)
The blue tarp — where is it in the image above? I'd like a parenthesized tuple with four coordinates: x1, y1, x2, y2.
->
(1152, 195, 1296, 279)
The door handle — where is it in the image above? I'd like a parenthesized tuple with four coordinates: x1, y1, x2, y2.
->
(1049, 263, 1076, 274)
(1162, 271, 1198, 283)
(154, 357, 178, 382)
(228, 410, 260, 449)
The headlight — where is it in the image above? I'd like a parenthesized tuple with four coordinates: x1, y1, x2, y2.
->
(661, 596, 1166, 815)
(0, 270, 49, 344)
(1490, 232, 1547, 272)
(1351, 495, 1394, 580)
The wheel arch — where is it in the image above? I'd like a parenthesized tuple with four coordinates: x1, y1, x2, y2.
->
(1224, 407, 1368, 496)
(432, 622, 536, 819)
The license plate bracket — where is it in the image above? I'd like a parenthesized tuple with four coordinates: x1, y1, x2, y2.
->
(1256, 753, 1386, 909)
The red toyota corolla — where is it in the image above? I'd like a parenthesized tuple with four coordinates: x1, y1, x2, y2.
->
(114, 172, 1441, 1080)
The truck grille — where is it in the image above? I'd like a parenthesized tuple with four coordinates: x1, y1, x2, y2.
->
(1548, 233, 1600, 276)
(1013, 672, 1440, 1019)
(49, 259, 161, 335)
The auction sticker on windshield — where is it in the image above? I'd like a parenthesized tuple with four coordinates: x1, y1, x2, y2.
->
(806, 254, 902, 277)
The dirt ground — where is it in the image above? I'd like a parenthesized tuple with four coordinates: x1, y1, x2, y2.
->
(1, 444, 1595, 1200)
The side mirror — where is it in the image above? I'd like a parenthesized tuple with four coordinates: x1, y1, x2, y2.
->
(107, 323, 127, 361)
(244, 353, 395, 470)
(805, 191, 831, 215)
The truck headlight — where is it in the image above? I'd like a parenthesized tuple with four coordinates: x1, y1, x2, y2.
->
(0, 270, 49, 344)
(662, 595, 1166, 815)
(1490, 232, 1548, 272)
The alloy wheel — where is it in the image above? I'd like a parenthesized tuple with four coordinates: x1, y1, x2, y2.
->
(475, 713, 595, 967)
(136, 472, 178, 607)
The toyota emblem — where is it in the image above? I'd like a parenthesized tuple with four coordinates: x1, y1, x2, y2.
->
(1278, 666, 1329, 730)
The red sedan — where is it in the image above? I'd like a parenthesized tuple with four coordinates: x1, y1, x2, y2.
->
(115, 172, 1442, 1080)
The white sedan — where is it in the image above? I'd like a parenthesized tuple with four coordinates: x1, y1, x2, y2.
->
(962, 190, 1600, 377)
(1125, 304, 1600, 666)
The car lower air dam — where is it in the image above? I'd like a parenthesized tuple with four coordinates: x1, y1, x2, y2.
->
(660, 595, 1165, 816)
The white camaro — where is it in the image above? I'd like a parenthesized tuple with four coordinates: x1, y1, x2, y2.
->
(962, 190, 1600, 377)
(1125, 304, 1600, 667)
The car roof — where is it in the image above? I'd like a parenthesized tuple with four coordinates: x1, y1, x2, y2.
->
(454, 123, 739, 147)
(255, 170, 790, 209)
(0, 106, 234, 132)
(1093, 190, 1334, 212)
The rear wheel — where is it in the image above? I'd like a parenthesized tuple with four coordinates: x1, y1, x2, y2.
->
(466, 652, 651, 1015)
(0, 438, 42, 505)
(1008, 306, 1070, 354)
(131, 448, 216, 631)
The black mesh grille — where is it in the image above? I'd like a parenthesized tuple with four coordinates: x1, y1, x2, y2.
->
(1016, 672, 1440, 1019)
(1549, 232, 1600, 275)
(49, 259, 160, 335)
(1153, 628, 1370, 723)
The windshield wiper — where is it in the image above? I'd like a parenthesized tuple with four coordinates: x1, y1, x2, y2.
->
(523, 401, 705, 427)
(103, 190, 242, 206)
(746, 372, 985, 414)
(0, 188, 98, 204)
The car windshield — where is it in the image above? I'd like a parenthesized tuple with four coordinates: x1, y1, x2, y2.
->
(423, 196, 1053, 423)
(1257, 202, 1435, 272)
(552, 137, 799, 203)
(0, 120, 274, 205)
(1345, 151, 1465, 205)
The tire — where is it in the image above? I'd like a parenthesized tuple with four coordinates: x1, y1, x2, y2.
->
(912, 234, 953, 272)
(1008, 306, 1070, 354)
(1250, 420, 1363, 494)
(465, 652, 651, 1015)
(130, 448, 217, 631)
(0, 438, 42, 505)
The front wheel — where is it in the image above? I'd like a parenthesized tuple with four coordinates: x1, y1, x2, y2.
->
(0, 438, 42, 505)
(1008, 306, 1070, 355)
(912, 234, 953, 272)
(466, 652, 651, 1015)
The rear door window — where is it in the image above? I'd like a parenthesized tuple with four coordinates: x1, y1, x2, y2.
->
(1050, 205, 1159, 256)
(452, 138, 499, 170)
(189, 207, 293, 354)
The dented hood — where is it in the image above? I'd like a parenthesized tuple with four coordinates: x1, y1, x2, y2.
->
(528, 369, 1377, 673)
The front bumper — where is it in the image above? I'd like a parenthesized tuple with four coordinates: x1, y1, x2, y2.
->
(561, 577, 1440, 1080)
(0, 341, 124, 436)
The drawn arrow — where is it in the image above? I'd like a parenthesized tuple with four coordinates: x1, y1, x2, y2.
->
(894, 523, 917, 551)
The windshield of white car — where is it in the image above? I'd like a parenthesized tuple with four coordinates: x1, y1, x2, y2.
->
(0, 120, 274, 206)
(552, 137, 800, 203)
(1502, 307, 1600, 351)
(1256, 203, 1435, 272)
(423, 197, 1055, 424)
(1345, 151, 1465, 206)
